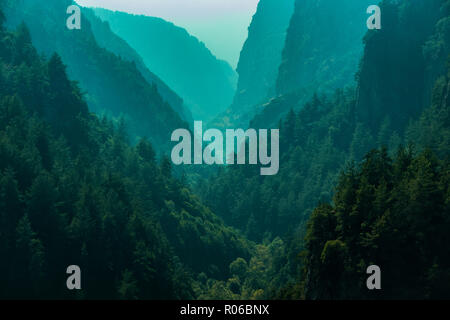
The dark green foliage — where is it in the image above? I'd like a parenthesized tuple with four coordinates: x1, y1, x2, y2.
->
(1, 0, 449, 301)
(301, 147, 450, 299)
(200, 0, 450, 300)
(406, 59, 450, 157)
(0, 18, 251, 299)
(202, 0, 450, 241)
(275, 54, 450, 299)
(201, 90, 356, 241)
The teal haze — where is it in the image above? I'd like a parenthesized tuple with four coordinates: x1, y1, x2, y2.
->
(76, 0, 260, 68)
(0, 0, 449, 301)
(93, 8, 238, 122)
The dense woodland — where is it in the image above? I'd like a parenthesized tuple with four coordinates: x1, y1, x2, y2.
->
(0, 0, 449, 299)
(0, 13, 257, 299)
(200, 0, 450, 299)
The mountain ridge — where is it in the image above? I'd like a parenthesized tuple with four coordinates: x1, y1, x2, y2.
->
(209, 0, 295, 129)
(93, 7, 238, 122)
(3, 0, 189, 151)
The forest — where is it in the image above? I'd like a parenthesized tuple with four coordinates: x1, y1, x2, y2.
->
(0, 0, 449, 300)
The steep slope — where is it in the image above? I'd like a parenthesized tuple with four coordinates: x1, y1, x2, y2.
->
(0, 11, 252, 299)
(277, 0, 374, 95)
(82, 8, 192, 123)
(356, 0, 444, 132)
(211, 0, 295, 129)
(200, 0, 450, 243)
(252, 0, 375, 128)
(195, 0, 450, 300)
(300, 61, 450, 299)
(299, 20, 450, 296)
(4, 0, 188, 150)
(93, 8, 238, 122)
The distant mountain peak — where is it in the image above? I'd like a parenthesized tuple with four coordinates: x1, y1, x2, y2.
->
(93, 8, 238, 122)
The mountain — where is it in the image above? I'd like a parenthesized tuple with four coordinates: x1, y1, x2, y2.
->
(251, 0, 375, 128)
(83, 9, 192, 123)
(277, 0, 375, 95)
(1, 0, 449, 301)
(200, 0, 449, 242)
(93, 8, 238, 122)
(298, 0, 450, 294)
(300, 52, 450, 299)
(197, 0, 450, 299)
(356, 0, 445, 132)
(0, 7, 255, 299)
(3, 0, 188, 151)
(210, 0, 295, 129)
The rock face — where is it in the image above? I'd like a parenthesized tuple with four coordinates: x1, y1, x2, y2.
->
(93, 8, 237, 123)
(276, 0, 373, 96)
(250, 0, 375, 128)
(214, 0, 295, 128)
(355, 0, 445, 133)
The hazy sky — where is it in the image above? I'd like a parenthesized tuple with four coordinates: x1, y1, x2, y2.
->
(76, 0, 260, 68)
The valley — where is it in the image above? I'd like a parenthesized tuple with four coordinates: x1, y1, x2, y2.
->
(0, 0, 448, 300)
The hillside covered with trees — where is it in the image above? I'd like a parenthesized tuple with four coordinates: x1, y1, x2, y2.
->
(0, 0, 449, 300)
(198, 0, 450, 299)
(3, 0, 189, 151)
(0, 11, 259, 299)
